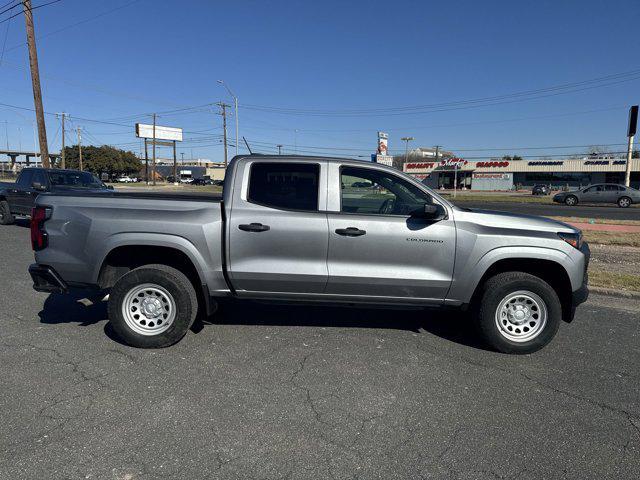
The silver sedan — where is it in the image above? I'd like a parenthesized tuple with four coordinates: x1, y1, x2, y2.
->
(553, 183, 640, 208)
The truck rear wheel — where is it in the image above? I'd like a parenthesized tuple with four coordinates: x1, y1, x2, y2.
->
(108, 264, 198, 348)
(0, 200, 14, 225)
(476, 272, 562, 354)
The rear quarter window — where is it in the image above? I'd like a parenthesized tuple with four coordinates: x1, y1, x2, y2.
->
(248, 162, 320, 212)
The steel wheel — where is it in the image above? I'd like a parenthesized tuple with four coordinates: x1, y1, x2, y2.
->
(122, 283, 176, 336)
(618, 197, 631, 208)
(494, 290, 547, 343)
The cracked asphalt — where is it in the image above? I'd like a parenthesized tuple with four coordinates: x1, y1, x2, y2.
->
(1, 222, 639, 480)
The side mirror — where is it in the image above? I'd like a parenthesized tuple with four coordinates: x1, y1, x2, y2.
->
(32, 182, 47, 191)
(411, 203, 445, 220)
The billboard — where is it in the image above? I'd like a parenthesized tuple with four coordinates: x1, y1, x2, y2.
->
(377, 132, 389, 155)
(136, 123, 183, 142)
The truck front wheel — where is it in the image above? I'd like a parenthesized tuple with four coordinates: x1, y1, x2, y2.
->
(476, 272, 562, 354)
(0, 200, 14, 225)
(108, 264, 198, 348)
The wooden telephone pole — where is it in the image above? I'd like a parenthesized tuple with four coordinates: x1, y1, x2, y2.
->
(59, 113, 65, 169)
(23, 0, 49, 168)
(77, 127, 82, 171)
(217, 103, 229, 168)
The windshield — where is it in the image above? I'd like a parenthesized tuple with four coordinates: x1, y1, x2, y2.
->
(48, 171, 106, 189)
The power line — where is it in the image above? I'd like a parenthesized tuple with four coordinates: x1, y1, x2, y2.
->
(239, 68, 640, 116)
(0, 0, 63, 26)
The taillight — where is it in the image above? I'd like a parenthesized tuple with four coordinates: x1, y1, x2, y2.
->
(31, 206, 51, 251)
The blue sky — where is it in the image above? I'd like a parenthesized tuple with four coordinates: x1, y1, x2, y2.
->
(1, 0, 640, 161)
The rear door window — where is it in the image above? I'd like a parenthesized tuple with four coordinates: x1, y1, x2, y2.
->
(31, 170, 47, 187)
(248, 162, 320, 212)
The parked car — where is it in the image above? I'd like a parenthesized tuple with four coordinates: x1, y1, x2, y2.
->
(29, 155, 589, 353)
(553, 183, 639, 208)
(351, 181, 373, 188)
(532, 184, 550, 195)
(212, 179, 224, 186)
(116, 176, 136, 183)
(0, 168, 112, 225)
(179, 177, 194, 184)
(191, 178, 214, 186)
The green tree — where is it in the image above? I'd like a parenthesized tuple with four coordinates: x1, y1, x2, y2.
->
(60, 145, 142, 176)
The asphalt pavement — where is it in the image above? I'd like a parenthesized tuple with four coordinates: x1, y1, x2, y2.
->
(1, 222, 639, 479)
(452, 200, 640, 220)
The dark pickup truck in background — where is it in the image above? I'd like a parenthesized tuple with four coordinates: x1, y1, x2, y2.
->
(0, 167, 112, 224)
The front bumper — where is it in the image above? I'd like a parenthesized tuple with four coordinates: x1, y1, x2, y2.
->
(29, 264, 68, 294)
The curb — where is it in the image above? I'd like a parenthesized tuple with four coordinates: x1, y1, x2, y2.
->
(588, 286, 640, 299)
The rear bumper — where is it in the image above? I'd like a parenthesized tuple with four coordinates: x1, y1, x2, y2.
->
(29, 264, 68, 294)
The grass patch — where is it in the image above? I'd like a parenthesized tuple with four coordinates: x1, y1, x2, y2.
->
(582, 231, 640, 248)
(550, 216, 640, 226)
(446, 193, 553, 204)
(589, 269, 640, 292)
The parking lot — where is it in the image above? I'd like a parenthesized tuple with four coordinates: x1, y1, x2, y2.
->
(1, 221, 639, 479)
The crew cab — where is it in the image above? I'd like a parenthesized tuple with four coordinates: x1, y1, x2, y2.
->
(0, 168, 111, 224)
(28, 155, 590, 353)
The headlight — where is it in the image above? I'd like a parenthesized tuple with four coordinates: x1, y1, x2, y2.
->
(558, 231, 583, 249)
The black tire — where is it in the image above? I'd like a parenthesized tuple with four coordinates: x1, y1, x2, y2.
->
(475, 272, 562, 354)
(0, 200, 14, 225)
(617, 196, 632, 208)
(564, 195, 578, 206)
(108, 264, 198, 348)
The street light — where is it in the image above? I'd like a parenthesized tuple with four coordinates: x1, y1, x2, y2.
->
(401, 136, 414, 165)
(217, 80, 238, 156)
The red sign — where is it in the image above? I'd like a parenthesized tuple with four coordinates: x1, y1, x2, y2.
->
(476, 161, 510, 168)
(406, 162, 435, 169)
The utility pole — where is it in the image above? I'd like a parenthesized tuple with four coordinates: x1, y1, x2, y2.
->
(625, 105, 638, 187)
(172, 140, 177, 184)
(181, 152, 184, 162)
(277, 144, 283, 155)
(23, 0, 49, 168)
(218, 80, 238, 156)
(434, 145, 441, 163)
(152, 113, 157, 186)
(77, 127, 82, 171)
(144, 139, 148, 184)
(218, 103, 229, 168)
(59, 113, 66, 169)
(401, 137, 414, 166)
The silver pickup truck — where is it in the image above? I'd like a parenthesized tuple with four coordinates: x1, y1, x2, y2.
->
(28, 155, 589, 353)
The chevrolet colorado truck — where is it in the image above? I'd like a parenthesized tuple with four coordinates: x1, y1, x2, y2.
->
(28, 155, 589, 353)
(0, 167, 112, 224)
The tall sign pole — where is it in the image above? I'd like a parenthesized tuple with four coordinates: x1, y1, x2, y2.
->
(144, 138, 148, 184)
(625, 105, 637, 187)
(152, 113, 157, 186)
(23, 0, 49, 168)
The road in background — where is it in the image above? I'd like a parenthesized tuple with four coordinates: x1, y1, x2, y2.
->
(452, 200, 640, 220)
(0, 223, 639, 479)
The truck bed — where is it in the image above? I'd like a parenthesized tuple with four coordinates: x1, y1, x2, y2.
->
(34, 191, 227, 293)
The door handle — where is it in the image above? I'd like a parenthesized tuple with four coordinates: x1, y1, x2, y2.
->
(239, 223, 270, 232)
(335, 227, 366, 237)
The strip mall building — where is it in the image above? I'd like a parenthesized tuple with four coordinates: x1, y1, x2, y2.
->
(403, 157, 640, 190)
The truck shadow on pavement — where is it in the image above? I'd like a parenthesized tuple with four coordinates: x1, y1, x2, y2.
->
(38, 291, 108, 327)
(37, 294, 488, 351)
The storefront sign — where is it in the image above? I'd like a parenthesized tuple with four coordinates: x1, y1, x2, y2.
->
(410, 174, 430, 180)
(472, 173, 510, 179)
(405, 162, 435, 170)
(585, 160, 609, 165)
(439, 158, 468, 168)
(528, 161, 564, 166)
(476, 161, 510, 168)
